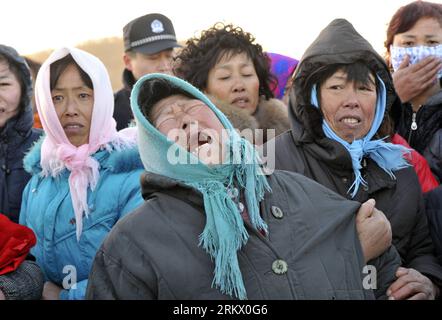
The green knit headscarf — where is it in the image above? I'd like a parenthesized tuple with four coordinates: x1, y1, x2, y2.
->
(130, 73, 271, 300)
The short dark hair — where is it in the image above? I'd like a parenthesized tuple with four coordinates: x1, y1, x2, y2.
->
(385, 0, 442, 66)
(138, 78, 194, 123)
(318, 62, 377, 90)
(305, 61, 379, 101)
(0, 53, 30, 112)
(174, 23, 276, 100)
(50, 54, 93, 91)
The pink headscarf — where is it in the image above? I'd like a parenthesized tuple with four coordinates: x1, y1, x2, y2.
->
(35, 47, 136, 241)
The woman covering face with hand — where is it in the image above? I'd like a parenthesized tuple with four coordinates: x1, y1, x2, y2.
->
(19, 47, 144, 300)
(386, 0, 442, 182)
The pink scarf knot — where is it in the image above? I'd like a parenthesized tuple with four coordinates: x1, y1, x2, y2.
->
(57, 144, 100, 241)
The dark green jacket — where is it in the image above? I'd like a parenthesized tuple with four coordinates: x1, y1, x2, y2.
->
(86, 170, 400, 300)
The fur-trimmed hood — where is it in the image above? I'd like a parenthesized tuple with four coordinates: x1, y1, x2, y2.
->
(208, 95, 289, 143)
(288, 19, 401, 143)
(23, 135, 143, 176)
(254, 98, 290, 137)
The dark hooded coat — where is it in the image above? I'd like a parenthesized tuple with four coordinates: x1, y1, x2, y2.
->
(273, 19, 442, 285)
(0, 45, 42, 223)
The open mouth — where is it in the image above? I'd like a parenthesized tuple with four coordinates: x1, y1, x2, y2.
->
(63, 122, 84, 129)
(0, 107, 5, 113)
(188, 131, 213, 153)
(63, 123, 84, 133)
(340, 117, 361, 126)
(231, 97, 250, 108)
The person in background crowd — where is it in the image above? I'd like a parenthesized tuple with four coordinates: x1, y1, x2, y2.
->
(0, 44, 42, 224)
(114, 13, 181, 130)
(274, 18, 442, 300)
(175, 23, 290, 144)
(385, 0, 442, 182)
(267, 52, 298, 106)
(86, 74, 400, 300)
(385, 2, 442, 269)
(24, 57, 42, 129)
(0, 213, 43, 300)
(19, 47, 144, 300)
(425, 186, 442, 266)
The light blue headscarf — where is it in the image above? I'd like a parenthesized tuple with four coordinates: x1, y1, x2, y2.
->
(311, 76, 410, 198)
(130, 73, 270, 300)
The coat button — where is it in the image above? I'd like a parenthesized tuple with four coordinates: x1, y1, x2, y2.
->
(1, 164, 5, 170)
(271, 206, 283, 219)
(272, 259, 288, 275)
(238, 202, 245, 212)
(342, 177, 348, 183)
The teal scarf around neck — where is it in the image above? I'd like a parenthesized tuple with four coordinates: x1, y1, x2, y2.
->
(310, 76, 410, 198)
(130, 73, 271, 299)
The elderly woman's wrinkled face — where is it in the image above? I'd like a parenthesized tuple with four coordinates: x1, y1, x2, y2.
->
(392, 17, 442, 48)
(51, 64, 94, 147)
(0, 60, 21, 128)
(205, 52, 260, 114)
(151, 94, 226, 165)
(319, 70, 377, 143)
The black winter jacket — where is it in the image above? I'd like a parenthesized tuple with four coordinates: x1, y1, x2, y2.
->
(397, 91, 442, 182)
(113, 69, 136, 130)
(425, 185, 442, 266)
(0, 45, 42, 223)
(425, 128, 442, 183)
